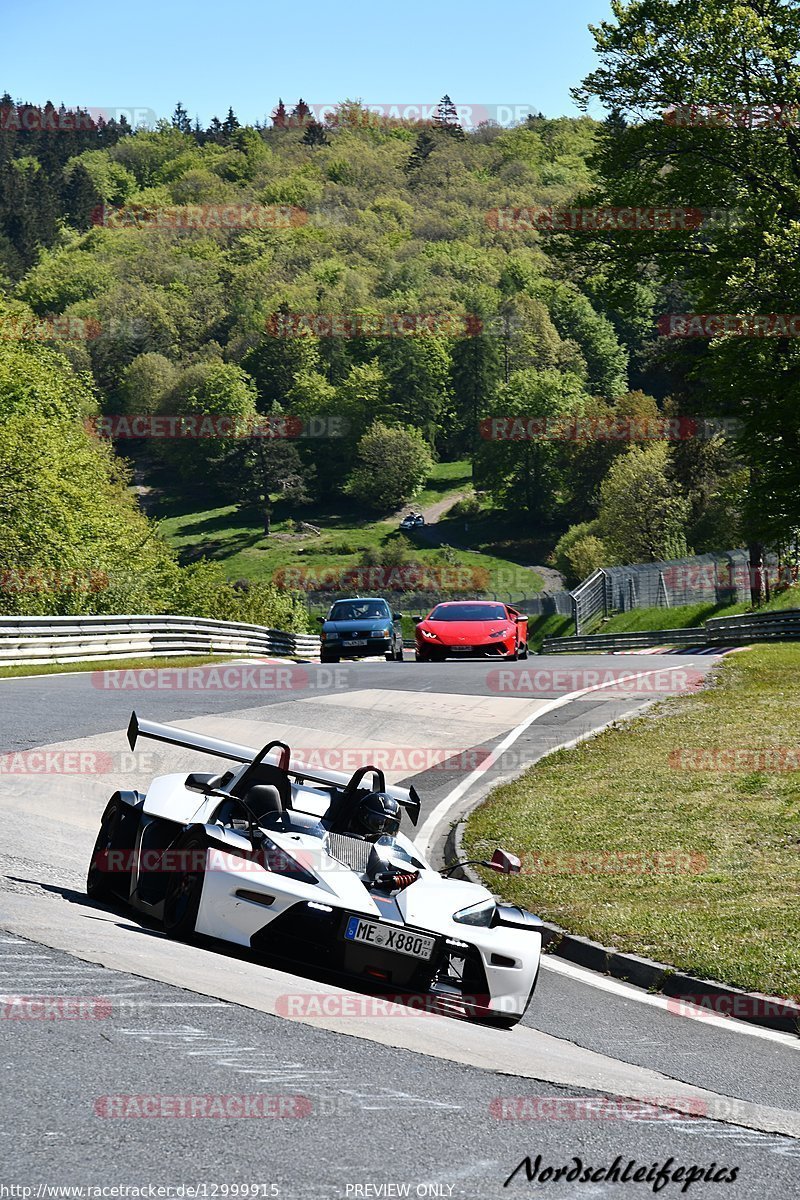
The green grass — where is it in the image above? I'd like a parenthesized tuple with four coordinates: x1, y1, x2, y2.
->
(464, 643, 800, 998)
(155, 460, 544, 600)
(596, 601, 748, 634)
(525, 613, 574, 652)
(0, 654, 233, 680)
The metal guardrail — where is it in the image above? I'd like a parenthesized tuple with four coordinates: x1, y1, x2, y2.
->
(704, 609, 800, 640)
(541, 627, 707, 654)
(542, 607, 800, 654)
(0, 615, 321, 667)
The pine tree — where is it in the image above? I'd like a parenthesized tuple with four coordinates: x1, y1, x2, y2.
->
(302, 119, 328, 147)
(272, 98, 288, 129)
(206, 116, 224, 143)
(171, 102, 192, 134)
(290, 99, 311, 128)
(405, 129, 437, 173)
(222, 107, 240, 139)
(435, 95, 464, 139)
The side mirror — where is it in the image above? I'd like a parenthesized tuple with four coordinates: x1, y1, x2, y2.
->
(316, 615, 326, 624)
(393, 612, 402, 621)
(489, 848, 521, 875)
(412, 616, 422, 624)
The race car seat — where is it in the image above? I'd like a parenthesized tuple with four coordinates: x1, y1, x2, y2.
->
(242, 783, 284, 822)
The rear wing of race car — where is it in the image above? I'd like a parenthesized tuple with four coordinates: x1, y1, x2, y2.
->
(127, 711, 422, 825)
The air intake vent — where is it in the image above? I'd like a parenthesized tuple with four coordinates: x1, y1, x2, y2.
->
(325, 832, 372, 874)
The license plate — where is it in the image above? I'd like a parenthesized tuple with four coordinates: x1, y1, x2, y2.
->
(343, 917, 435, 960)
(452, 646, 474, 652)
(342, 639, 368, 647)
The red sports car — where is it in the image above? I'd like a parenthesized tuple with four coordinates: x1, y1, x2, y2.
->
(414, 600, 529, 662)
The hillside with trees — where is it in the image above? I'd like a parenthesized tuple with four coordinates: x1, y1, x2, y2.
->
(0, 69, 784, 614)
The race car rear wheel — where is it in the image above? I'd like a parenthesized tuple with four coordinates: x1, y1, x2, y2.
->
(321, 652, 340, 664)
(87, 799, 124, 902)
(163, 831, 208, 940)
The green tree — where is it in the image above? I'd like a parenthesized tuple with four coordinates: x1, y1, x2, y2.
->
(118, 352, 179, 415)
(598, 443, 691, 563)
(435, 95, 465, 139)
(345, 421, 433, 511)
(171, 103, 192, 135)
(574, 0, 800, 593)
(156, 361, 258, 485)
(302, 120, 329, 147)
(475, 368, 588, 519)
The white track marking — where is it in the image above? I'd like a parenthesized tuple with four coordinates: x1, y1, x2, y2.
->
(417, 665, 696, 857)
(416, 663, 799, 1050)
(541, 956, 800, 1049)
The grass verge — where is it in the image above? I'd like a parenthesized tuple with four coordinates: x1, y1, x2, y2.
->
(0, 655, 234, 680)
(464, 643, 800, 997)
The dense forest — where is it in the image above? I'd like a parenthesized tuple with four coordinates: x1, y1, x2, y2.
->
(3, 16, 798, 621)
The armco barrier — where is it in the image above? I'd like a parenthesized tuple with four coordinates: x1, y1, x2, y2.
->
(0, 615, 320, 667)
(704, 609, 800, 641)
(541, 607, 800, 654)
(541, 627, 707, 654)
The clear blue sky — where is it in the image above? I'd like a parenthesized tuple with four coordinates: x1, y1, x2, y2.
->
(0, 1, 613, 128)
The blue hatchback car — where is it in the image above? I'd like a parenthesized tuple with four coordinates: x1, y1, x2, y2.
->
(318, 597, 404, 663)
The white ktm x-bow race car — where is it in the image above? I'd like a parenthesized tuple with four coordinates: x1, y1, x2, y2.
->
(87, 713, 543, 1028)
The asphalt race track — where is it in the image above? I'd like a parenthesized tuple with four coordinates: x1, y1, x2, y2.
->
(1, 654, 798, 1198)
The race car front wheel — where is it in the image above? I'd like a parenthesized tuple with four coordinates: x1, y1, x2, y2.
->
(163, 831, 208, 940)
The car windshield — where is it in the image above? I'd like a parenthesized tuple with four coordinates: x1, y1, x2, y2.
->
(329, 600, 390, 622)
(428, 603, 507, 622)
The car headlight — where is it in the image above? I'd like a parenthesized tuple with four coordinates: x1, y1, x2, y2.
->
(377, 627, 391, 637)
(257, 836, 318, 885)
(489, 628, 511, 639)
(420, 628, 439, 640)
(453, 900, 496, 927)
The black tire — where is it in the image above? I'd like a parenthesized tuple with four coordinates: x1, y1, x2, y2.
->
(394, 645, 404, 661)
(321, 652, 340, 664)
(87, 799, 129, 902)
(480, 1012, 521, 1030)
(519, 642, 529, 660)
(463, 995, 521, 1029)
(163, 831, 208, 940)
